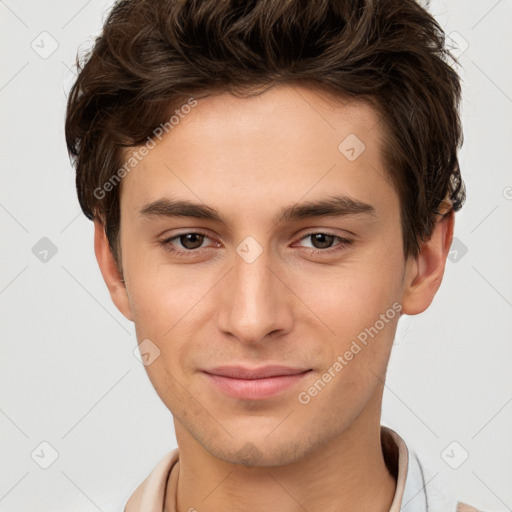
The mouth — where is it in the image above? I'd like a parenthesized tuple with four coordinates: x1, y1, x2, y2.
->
(202, 365, 313, 400)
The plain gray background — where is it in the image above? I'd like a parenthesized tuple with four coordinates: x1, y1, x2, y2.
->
(1, 0, 511, 510)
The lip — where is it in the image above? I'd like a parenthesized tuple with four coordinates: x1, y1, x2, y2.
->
(202, 365, 312, 400)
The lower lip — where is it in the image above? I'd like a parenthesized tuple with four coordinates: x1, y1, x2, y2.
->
(203, 371, 311, 400)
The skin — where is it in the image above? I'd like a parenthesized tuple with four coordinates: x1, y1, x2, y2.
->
(94, 84, 454, 512)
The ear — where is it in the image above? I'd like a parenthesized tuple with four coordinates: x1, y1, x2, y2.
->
(93, 219, 133, 322)
(401, 208, 455, 315)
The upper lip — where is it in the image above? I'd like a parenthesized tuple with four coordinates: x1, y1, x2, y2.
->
(203, 365, 311, 379)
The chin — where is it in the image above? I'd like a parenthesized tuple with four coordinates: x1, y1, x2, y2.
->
(197, 430, 316, 468)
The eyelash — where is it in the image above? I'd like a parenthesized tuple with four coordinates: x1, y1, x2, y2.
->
(159, 231, 353, 258)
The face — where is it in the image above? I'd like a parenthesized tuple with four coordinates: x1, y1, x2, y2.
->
(112, 84, 412, 466)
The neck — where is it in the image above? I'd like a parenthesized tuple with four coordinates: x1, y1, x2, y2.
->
(167, 395, 396, 512)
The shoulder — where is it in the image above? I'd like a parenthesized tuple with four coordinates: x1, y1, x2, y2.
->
(124, 449, 179, 512)
(382, 426, 482, 512)
(457, 503, 482, 512)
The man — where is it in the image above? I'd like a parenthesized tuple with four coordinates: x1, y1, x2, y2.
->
(65, 0, 479, 510)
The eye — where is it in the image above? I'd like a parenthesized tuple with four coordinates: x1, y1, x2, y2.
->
(296, 232, 353, 255)
(174, 233, 207, 250)
(159, 231, 215, 256)
(159, 230, 353, 258)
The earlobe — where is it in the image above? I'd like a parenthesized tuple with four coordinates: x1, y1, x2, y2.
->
(401, 209, 455, 315)
(93, 220, 134, 322)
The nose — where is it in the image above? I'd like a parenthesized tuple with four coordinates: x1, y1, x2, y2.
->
(216, 243, 294, 346)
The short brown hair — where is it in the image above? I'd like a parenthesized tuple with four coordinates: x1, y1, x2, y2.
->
(65, 0, 465, 263)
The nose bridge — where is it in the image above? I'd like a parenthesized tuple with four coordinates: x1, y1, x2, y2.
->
(217, 239, 292, 344)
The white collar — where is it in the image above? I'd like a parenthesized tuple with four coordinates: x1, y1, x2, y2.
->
(384, 427, 458, 512)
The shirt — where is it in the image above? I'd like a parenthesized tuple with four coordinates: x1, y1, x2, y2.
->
(124, 426, 481, 512)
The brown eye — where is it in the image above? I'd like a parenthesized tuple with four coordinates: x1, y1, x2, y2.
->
(296, 232, 353, 256)
(178, 233, 205, 250)
(159, 231, 214, 256)
(309, 233, 337, 249)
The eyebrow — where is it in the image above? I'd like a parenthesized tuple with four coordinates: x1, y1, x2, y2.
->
(139, 194, 377, 224)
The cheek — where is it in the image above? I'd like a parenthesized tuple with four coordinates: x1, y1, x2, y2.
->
(295, 244, 404, 376)
(125, 259, 213, 371)
(125, 252, 197, 331)
(301, 254, 403, 334)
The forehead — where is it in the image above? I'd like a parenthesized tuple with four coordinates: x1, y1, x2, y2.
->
(164, 85, 382, 159)
(119, 84, 396, 221)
